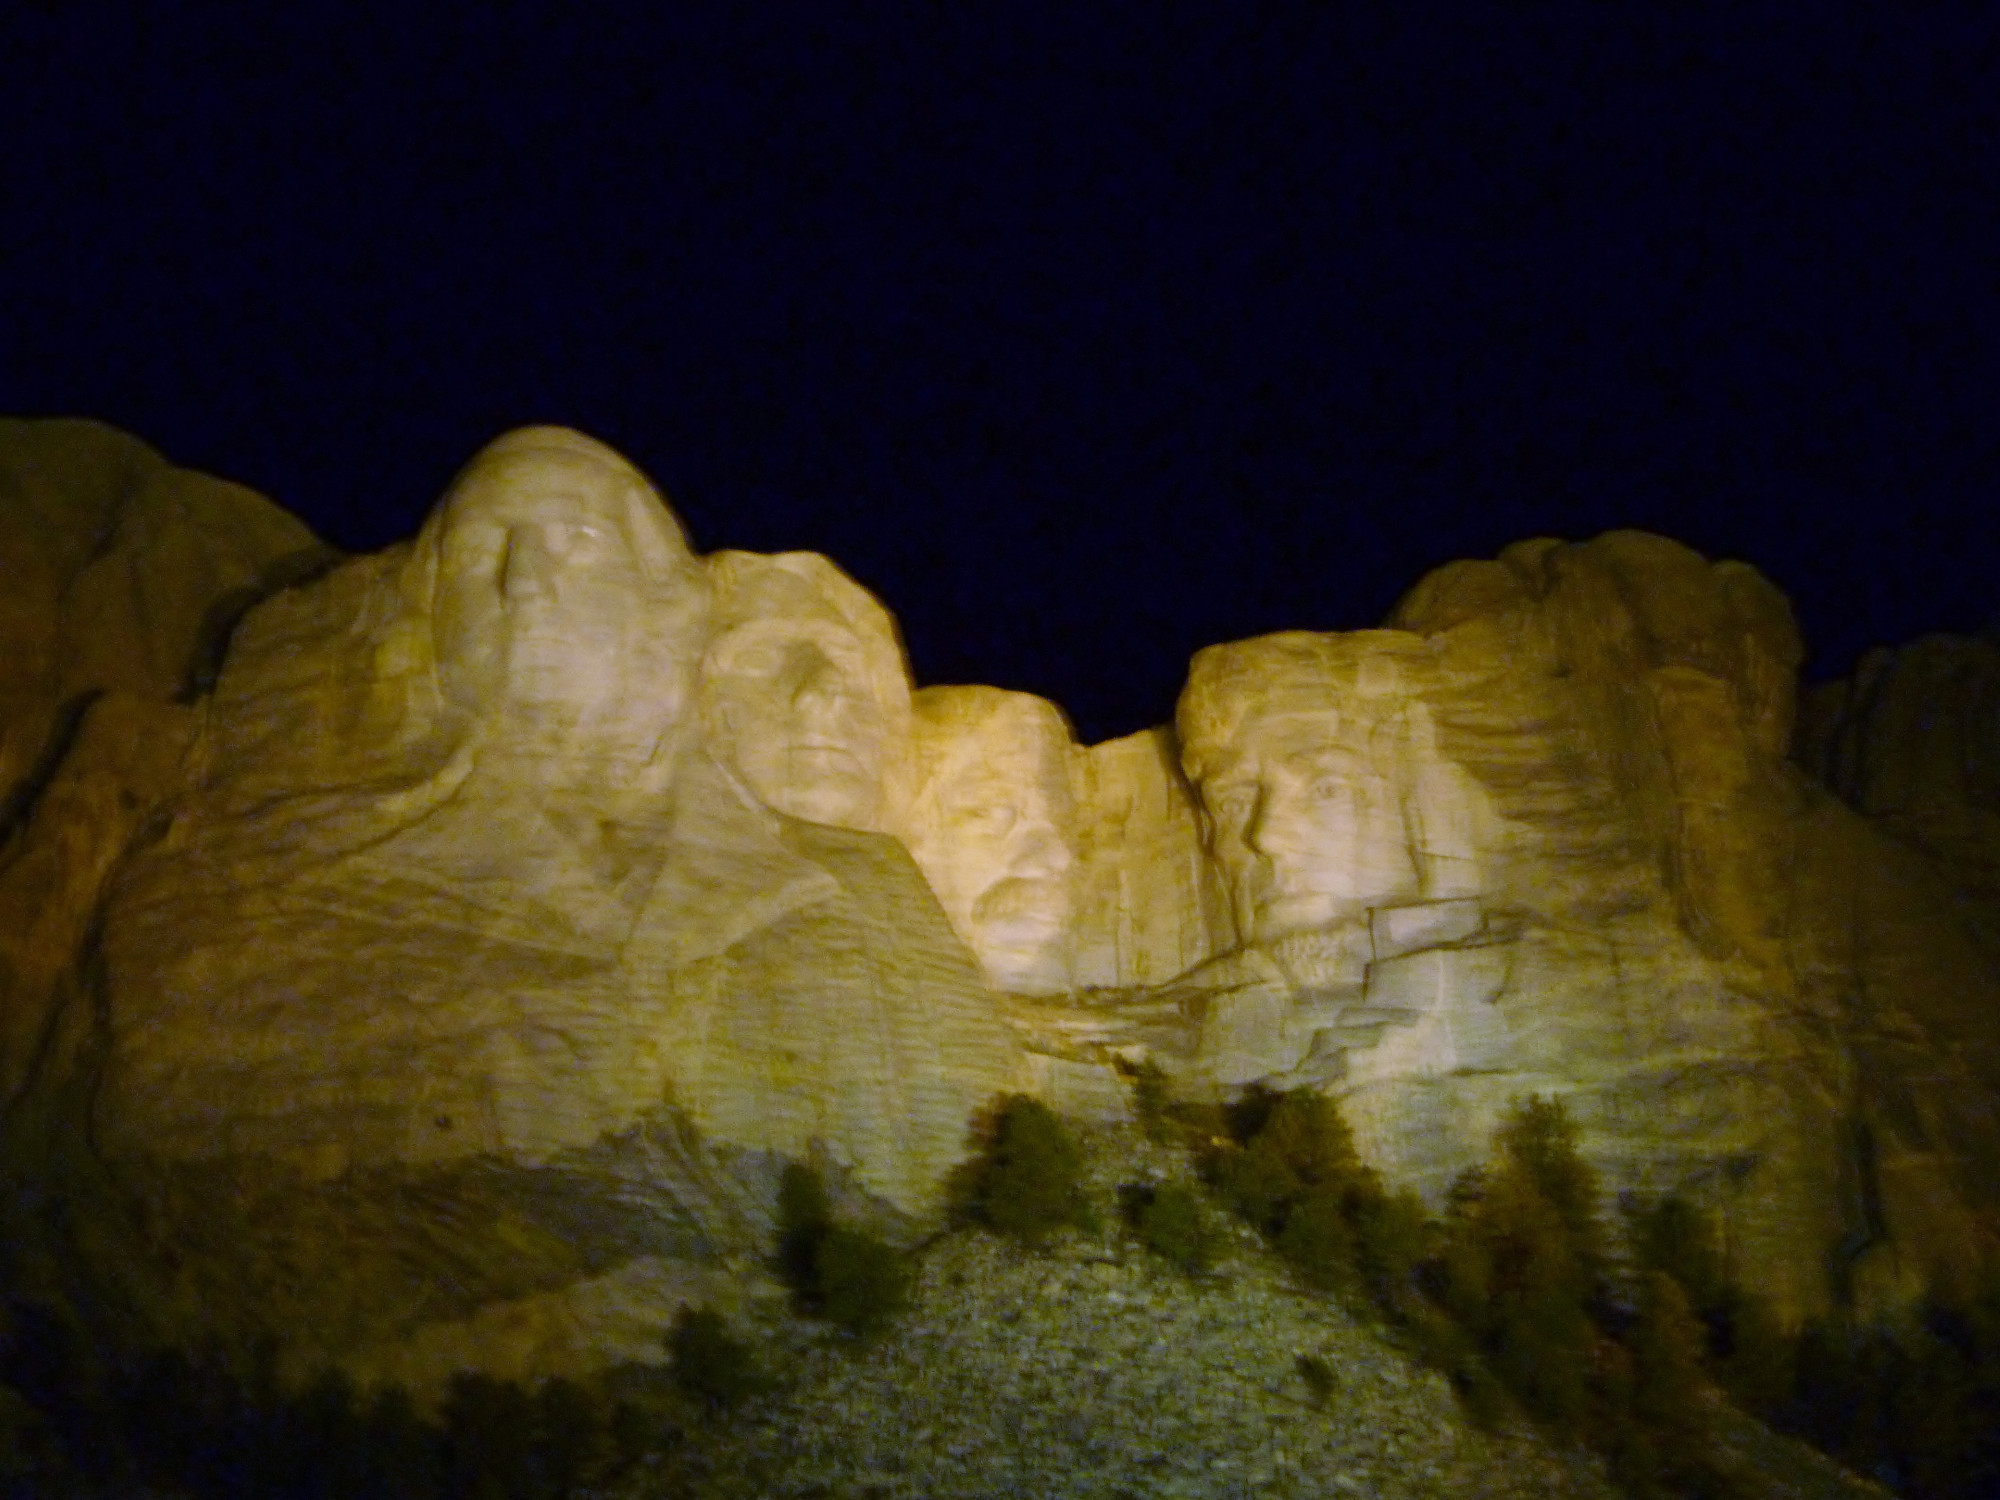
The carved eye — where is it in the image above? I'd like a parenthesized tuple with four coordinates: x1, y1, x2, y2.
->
(554, 522, 603, 560)
(1309, 776, 1345, 802)
(1212, 785, 1256, 824)
(951, 803, 1015, 835)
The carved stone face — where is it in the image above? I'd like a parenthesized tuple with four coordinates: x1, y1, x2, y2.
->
(907, 687, 1077, 993)
(1180, 633, 1421, 946)
(423, 428, 710, 783)
(1193, 714, 1404, 942)
(702, 552, 912, 832)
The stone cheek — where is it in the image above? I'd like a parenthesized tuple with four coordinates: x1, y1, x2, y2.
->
(1204, 729, 1421, 943)
(704, 628, 891, 827)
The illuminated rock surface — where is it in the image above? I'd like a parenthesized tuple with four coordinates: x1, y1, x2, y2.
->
(1371, 535, 2000, 1323)
(700, 548, 913, 834)
(50, 429, 1020, 1384)
(1067, 725, 1233, 992)
(0, 419, 331, 1105)
(904, 684, 1082, 995)
(4, 419, 1999, 1394)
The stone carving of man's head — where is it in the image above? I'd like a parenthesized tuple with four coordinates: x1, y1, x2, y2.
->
(700, 551, 913, 831)
(411, 427, 711, 787)
(1177, 631, 1422, 946)
(906, 686, 1078, 994)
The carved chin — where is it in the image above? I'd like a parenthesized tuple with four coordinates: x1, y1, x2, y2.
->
(968, 879, 1069, 985)
(971, 931, 1068, 993)
(767, 774, 878, 829)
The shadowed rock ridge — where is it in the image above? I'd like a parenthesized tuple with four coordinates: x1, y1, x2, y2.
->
(2, 418, 1997, 1392)
(1798, 629, 2000, 950)
(0, 419, 335, 1109)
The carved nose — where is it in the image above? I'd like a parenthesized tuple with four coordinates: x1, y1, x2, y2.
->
(1239, 786, 1275, 855)
(793, 659, 853, 728)
(498, 526, 561, 605)
(1009, 821, 1073, 879)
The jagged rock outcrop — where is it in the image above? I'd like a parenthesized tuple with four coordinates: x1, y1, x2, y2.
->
(0, 420, 332, 1104)
(0, 419, 331, 787)
(6, 420, 2000, 1392)
(1798, 631, 2000, 944)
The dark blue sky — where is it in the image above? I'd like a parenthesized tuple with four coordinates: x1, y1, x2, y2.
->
(6, 5, 1997, 743)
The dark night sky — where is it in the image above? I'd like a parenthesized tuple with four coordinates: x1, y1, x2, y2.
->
(5, 5, 1998, 744)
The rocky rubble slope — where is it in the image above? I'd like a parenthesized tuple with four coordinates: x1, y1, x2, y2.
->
(623, 1125, 1884, 1500)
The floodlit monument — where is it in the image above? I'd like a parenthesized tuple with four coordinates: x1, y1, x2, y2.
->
(4, 418, 1998, 1390)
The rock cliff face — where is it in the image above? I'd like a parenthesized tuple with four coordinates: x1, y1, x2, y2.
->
(0, 419, 331, 778)
(1375, 538, 2000, 1322)
(4, 419, 1999, 1391)
(0, 420, 332, 1106)
(1798, 631, 2000, 948)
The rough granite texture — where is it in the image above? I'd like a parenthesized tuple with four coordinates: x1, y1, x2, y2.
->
(2, 419, 1998, 1398)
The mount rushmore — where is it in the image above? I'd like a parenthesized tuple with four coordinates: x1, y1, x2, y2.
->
(3, 417, 1998, 1390)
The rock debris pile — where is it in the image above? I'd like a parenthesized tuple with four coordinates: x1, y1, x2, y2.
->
(619, 1128, 1879, 1500)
